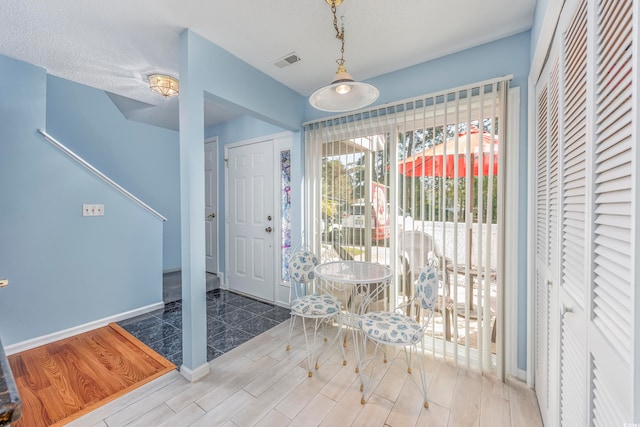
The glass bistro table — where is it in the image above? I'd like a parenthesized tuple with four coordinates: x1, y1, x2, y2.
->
(314, 260, 393, 372)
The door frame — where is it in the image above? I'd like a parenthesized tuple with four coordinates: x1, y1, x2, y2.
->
(503, 87, 521, 380)
(223, 131, 292, 303)
(205, 136, 220, 276)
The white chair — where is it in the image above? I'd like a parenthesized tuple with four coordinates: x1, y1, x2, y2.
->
(399, 230, 452, 295)
(399, 230, 454, 341)
(357, 263, 439, 408)
(286, 248, 346, 377)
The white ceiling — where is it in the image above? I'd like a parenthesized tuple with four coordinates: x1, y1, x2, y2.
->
(0, 0, 536, 130)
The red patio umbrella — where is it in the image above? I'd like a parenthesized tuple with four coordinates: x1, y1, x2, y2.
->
(397, 125, 500, 291)
(398, 126, 499, 178)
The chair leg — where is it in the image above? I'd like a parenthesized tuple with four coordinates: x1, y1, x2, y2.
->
(314, 315, 346, 370)
(403, 344, 413, 374)
(299, 317, 315, 377)
(293, 314, 348, 378)
(404, 342, 431, 409)
(352, 325, 362, 374)
(337, 316, 347, 366)
(352, 320, 382, 373)
(444, 307, 452, 341)
(360, 342, 383, 404)
(359, 340, 430, 410)
(491, 316, 497, 343)
(416, 342, 429, 408)
(450, 308, 456, 341)
(286, 314, 296, 351)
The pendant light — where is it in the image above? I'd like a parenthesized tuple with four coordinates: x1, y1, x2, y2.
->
(309, 0, 379, 112)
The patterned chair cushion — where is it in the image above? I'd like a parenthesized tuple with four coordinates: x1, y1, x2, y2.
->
(361, 312, 423, 344)
(288, 250, 318, 283)
(291, 294, 340, 317)
(416, 265, 439, 310)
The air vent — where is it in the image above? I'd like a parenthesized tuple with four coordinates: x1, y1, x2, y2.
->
(274, 53, 301, 69)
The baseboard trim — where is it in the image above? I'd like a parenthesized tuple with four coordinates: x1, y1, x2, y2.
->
(219, 276, 229, 290)
(516, 368, 527, 382)
(216, 272, 224, 287)
(180, 363, 210, 382)
(4, 302, 164, 355)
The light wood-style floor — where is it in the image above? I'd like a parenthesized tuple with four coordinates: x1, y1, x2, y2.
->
(66, 321, 542, 427)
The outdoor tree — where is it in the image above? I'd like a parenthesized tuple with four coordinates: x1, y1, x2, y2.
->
(394, 119, 499, 224)
(321, 158, 354, 215)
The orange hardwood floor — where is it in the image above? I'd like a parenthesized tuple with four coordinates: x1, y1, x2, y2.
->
(8, 323, 175, 427)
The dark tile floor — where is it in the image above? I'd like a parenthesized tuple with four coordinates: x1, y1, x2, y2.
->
(117, 289, 291, 368)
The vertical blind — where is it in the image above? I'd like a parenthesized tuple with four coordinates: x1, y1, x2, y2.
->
(304, 76, 509, 372)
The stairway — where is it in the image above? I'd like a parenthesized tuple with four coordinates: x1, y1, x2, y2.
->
(163, 271, 220, 304)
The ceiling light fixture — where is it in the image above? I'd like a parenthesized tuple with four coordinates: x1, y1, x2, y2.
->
(309, 0, 379, 112)
(148, 74, 179, 97)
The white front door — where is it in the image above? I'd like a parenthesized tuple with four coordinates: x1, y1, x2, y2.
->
(226, 138, 275, 301)
(205, 138, 218, 273)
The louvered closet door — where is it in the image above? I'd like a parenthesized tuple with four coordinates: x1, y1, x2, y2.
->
(534, 77, 548, 423)
(558, 1, 588, 425)
(588, 0, 634, 424)
(534, 42, 561, 427)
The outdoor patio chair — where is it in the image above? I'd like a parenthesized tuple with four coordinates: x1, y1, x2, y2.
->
(398, 230, 454, 340)
(398, 230, 452, 287)
(357, 262, 439, 409)
(286, 248, 346, 377)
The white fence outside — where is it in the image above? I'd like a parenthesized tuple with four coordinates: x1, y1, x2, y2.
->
(413, 220, 498, 270)
(328, 220, 499, 272)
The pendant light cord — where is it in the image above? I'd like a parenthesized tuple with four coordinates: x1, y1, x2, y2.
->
(330, 2, 346, 67)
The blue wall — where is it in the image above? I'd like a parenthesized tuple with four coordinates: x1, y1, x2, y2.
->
(205, 115, 286, 144)
(46, 76, 181, 271)
(0, 55, 164, 345)
(531, 0, 551, 61)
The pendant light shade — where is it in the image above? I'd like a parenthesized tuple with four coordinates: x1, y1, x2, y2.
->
(309, 65, 379, 112)
(309, 0, 379, 112)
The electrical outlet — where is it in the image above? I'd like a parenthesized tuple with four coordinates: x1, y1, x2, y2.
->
(0, 279, 8, 288)
(82, 204, 105, 216)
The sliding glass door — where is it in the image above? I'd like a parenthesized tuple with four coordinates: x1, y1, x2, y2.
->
(305, 78, 508, 372)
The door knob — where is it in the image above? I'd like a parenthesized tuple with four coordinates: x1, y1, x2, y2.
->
(207, 213, 216, 219)
(265, 226, 273, 233)
(561, 304, 573, 317)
